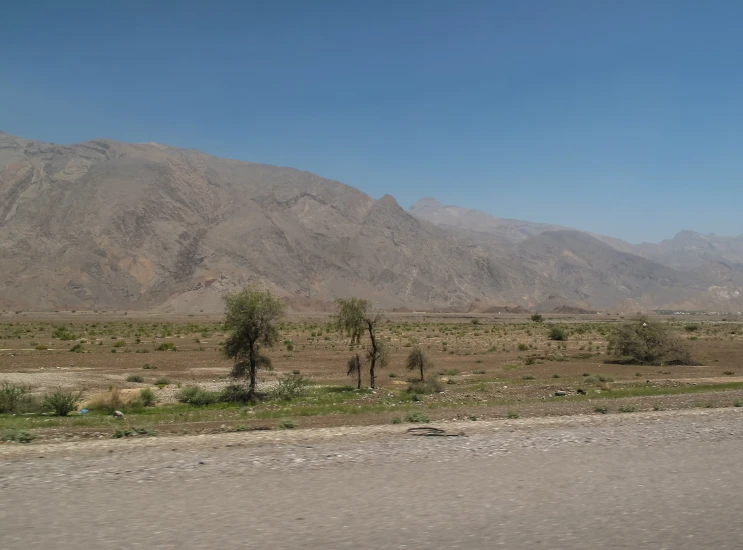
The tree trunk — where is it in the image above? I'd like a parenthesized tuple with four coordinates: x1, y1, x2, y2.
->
(367, 322, 377, 389)
(356, 354, 362, 389)
(248, 343, 257, 393)
(420, 363, 425, 382)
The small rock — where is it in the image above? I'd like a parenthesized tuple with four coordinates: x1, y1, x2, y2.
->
(112, 410, 124, 418)
(555, 391, 568, 397)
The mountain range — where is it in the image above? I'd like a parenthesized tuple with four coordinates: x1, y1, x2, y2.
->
(1, 130, 741, 313)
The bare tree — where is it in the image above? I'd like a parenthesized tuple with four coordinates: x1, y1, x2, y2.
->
(346, 353, 364, 389)
(335, 298, 388, 388)
(223, 285, 285, 394)
(405, 347, 432, 381)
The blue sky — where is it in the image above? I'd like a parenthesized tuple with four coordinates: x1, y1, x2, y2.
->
(2, 0, 742, 243)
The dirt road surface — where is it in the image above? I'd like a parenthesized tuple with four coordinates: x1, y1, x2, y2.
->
(3, 409, 743, 549)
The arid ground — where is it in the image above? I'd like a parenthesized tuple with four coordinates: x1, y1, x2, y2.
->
(2, 311, 743, 442)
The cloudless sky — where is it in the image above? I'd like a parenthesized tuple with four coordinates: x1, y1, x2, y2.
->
(2, 0, 742, 243)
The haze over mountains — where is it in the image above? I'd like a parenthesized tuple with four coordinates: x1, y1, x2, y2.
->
(1, 131, 742, 313)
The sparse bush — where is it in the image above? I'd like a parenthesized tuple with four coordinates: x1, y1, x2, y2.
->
(618, 404, 637, 413)
(548, 326, 568, 341)
(87, 387, 125, 414)
(608, 317, 694, 365)
(177, 386, 220, 406)
(272, 374, 311, 400)
(407, 379, 443, 394)
(126, 374, 144, 383)
(35, 344, 48, 350)
(531, 313, 543, 323)
(405, 411, 430, 423)
(522, 374, 535, 380)
(278, 418, 296, 429)
(69, 343, 84, 353)
(524, 356, 536, 365)
(155, 377, 170, 388)
(43, 389, 83, 416)
(517, 343, 528, 351)
(0, 383, 31, 414)
(0, 429, 37, 443)
(142, 363, 156, 369)
(391, 417, 402, 424)
(220, 384, 256, 404)
(139, 387, 157, 407)
(155, 342, 177, 351)
(594, 406, 608, 414)
(506, 411, 520, 419)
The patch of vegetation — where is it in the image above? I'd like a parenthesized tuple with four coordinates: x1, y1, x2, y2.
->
(142, 363, 157, 369)
(618, 404, 637, 413)
(548, 326, 568, 341)
(155, 342, 177, 351)
(407, 379, 444, 394)
(126, 374, 145, 383)
(405, 411, 430, 423)
(272, 374, 312, 400)
(608, 317, 694, 366)
(0, 383, 32, 414)
(139, 387, 157, 407)
(594, 406, 608, 414)
(278, 418, 296, 429)
(506, 411, 520, 419)
(177, 386, 220, 406)
(43, 389, 83, 416)
(531, 313, 543, 323)
(69, 343, 84, 353)
(0, 428, 37, 443)
(155, 377, 170, 389)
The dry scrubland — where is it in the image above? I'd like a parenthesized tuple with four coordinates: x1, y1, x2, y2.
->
(2, 311, 743, 443)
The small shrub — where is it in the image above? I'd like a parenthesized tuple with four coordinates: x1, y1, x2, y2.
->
(517, 343, 528, 351)
(405, 411, 430, 423)
(69, 343, 84, 353)
(733, 401, 743, 408)
(177, 386, 219, 406)
(618, 404, 636, 413)
(139, 387, 157, 407)
(391, 417, 402, 424)
(220, 384, 255, 404)
(126, 374, 144, 383)
(35, 344, 48, 350)
(531, 313, 544, 323)
(142, 364, 157, 369)
(154, 377, 170, 388)
(594, 406, 608, 414)
(506, 411, 520, 419)
(272, 374, 311, 400)
(473, 370, 486, 374)
(548, 326, 568, 341)
(522, 375, 535, 380)
(278, 418, 296, 429)
(87, 387, 125, 414)
(155, 342, 177, 352)
(407, 379, 443, 394)
(0, 429, 37, 443)
(113, 340, 126, 348)
(552, 373, 560, 379)
(524, 356, 536, 365)
(723, 371, 735, 376)
(608, 317, 693, 365)
(43, 389, 83, 416)
(0, 383, 31, 414)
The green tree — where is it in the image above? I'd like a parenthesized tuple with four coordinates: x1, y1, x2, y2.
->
(223, 286, 285, 394)
(335, 298, 388, 388)
(405, 347, 432, 381)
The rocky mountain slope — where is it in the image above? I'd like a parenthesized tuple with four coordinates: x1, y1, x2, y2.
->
(1, 130, 740, 313)
(0, 131, 573, 312)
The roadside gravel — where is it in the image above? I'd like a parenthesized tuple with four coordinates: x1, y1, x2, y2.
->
(3, 408, 742, 491)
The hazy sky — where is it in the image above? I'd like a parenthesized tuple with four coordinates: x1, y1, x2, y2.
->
(2, 0, 742, 243)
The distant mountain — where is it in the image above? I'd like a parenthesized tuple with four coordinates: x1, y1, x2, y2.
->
(2, 129, 741, 313)
(409, 198, 566, 244)
(0, 131, 567, 312)
(409, 199, 743, 312)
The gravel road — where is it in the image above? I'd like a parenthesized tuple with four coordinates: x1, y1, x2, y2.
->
(2, 408, 743, 549)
